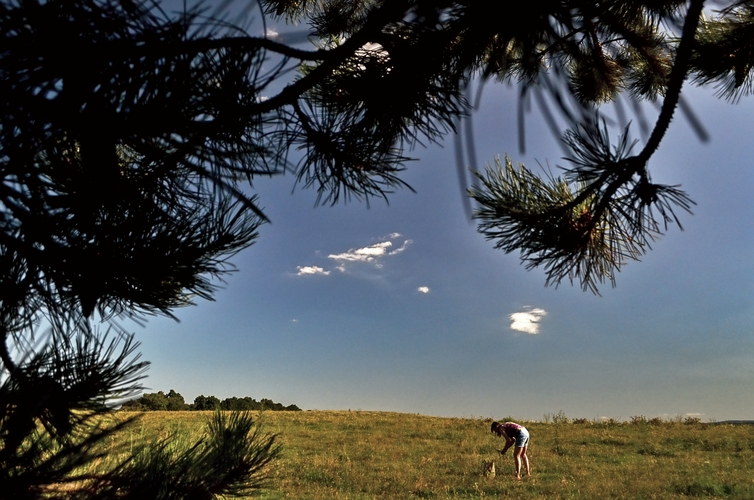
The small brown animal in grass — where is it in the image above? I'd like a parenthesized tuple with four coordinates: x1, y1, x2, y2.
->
(483, 460, 496, 478)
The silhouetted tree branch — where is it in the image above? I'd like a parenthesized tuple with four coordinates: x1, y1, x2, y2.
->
(2, 0, 752, 496)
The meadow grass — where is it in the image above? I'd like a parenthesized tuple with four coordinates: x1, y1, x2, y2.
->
(104, 411, 754, 499)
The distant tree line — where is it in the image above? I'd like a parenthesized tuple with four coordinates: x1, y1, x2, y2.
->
(120, 390, 301, 412)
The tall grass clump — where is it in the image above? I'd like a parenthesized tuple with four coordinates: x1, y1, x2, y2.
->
(70, 410, 279, 499)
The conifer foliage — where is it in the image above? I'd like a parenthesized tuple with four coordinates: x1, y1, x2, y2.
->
(1, 0, 751, 497)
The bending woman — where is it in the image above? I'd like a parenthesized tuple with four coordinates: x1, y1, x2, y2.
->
(491, 421, 530, 479)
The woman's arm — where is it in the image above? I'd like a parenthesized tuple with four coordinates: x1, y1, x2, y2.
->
(500, 435, 516, 454)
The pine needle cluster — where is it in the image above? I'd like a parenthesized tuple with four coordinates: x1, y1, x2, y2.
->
(469, 0, 717, 292)
(691, 1, 754, 100)
(471, 121, 694, 292)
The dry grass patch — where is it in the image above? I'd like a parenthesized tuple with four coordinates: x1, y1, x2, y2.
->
(96, 412, 754, 499)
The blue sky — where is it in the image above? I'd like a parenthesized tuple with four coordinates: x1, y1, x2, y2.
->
(125, 72, 754, 421)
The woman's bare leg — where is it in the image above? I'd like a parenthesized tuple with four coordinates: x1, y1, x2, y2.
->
(513, 447, 523, 479)
(521, 446, 530, 476)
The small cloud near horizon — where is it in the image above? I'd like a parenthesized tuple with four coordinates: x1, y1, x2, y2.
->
(418, 286, 430, 294)
(296, 266, 330, 276)
(509, 307, 547, 334)
(657, 412, 706, 419)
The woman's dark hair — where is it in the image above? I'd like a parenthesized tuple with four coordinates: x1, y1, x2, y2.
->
(491, 421, 501, 435)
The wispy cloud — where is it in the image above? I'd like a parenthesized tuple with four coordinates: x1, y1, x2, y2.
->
(296, 266, 330, 276)
(417, 286, 430, 294)
(329, 241, 393, 262)
(296, 234, 410, 277)
(328, 234, 411, 265)
(509, 307, 547, 334)
(388, 240, 412, 256)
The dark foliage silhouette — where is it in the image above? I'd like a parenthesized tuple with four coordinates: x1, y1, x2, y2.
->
(1, 0, 751, 496)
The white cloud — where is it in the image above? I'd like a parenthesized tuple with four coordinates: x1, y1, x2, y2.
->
(328, 241, 393, 262)
(357, 241, 392, 256)
(321, 233, 411, 274)
(509, 307, 547, 334)
(266, 28, 279, 39)
(418, 286, 430, 294)
(388, 240, 412, 256)
(296, 266, 330, 276)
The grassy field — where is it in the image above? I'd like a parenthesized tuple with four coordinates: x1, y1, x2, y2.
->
(101, 411, 754, 499)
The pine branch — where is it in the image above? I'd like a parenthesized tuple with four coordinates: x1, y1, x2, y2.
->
(639, 0, 706, 162)
(249, 1, 412, 115)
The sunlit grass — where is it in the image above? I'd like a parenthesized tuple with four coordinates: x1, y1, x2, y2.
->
(100, 411, 754, 499)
